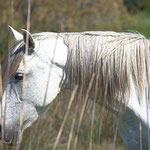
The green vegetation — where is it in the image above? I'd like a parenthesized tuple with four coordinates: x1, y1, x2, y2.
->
(21, 91, 126, 150)
(1, 0, 150, 149)
(1, 0, 150, 57)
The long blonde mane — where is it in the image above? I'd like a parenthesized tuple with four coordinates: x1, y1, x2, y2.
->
(3, 31, 150, 105)
(63, 31, 150, 104)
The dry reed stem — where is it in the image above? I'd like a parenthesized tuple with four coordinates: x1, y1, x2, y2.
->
(89, 73, 99, 150)
(16, 0, 31, 149)
(35, 101, 62, 149)
(33, 34, 60, 150)
(67, 113, 76, 150)
(146, 90, 150, 150)
(52, 85, 78, 150)
(97, 75, 114, 150)
(111, 100, 127, 150)
(29, 98, 62, 150)
(1, 65, 7, 149)
(42, 34, 59, 107)
(97, 102, 105, 150)
(1, 0, 15, 149)
(34, 117, 44, 150)
(1, 118, 5, 150)
(33, 34, 59, 147)
(139, 122, 142, 150)
(67, 90, 83, 150)
(73, 73, 95, 150)
(111, 102, 123, 150)
(111, 122, 118, 150)
(0, 64, 3, 148)
(97, 80, 109, 150)
(0, 64, 3, 98)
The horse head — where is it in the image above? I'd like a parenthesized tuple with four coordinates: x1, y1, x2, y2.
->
(0, 26, 68, 144)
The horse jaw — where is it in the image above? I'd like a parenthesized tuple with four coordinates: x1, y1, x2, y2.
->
(8, 25, 23, 41)
(0, 33, 68, 145)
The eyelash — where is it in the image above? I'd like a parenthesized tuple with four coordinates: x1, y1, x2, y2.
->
(15, 73, 23, 80)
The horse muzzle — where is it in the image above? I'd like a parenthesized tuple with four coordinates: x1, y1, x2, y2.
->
(0, 125, 16, 145)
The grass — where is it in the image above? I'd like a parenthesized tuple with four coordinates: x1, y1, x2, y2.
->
(122, 11, 150, 37)
(12, 89, 126, 150)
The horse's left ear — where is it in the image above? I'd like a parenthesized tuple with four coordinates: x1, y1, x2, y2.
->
(21, 29, 35, 50)
(8, 25, 23, 41)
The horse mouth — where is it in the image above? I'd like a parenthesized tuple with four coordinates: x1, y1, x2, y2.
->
(4, 133, 21, 146)
(4, 138, 13, 145)
(0, 131, 15, 145)
(0, 136, 13, 145)
(0, 135, 21, 146)
(0, 127, 23, 145)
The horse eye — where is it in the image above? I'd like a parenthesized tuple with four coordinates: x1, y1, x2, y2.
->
(15, 73, 23, 80)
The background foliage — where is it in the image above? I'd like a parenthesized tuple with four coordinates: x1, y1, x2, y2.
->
(1, 0, 150, 57)
(1, 0, 150, 149)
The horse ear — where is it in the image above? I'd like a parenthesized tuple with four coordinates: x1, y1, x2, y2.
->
(21, 29, 35, 50)
(8, 25, 23, 41)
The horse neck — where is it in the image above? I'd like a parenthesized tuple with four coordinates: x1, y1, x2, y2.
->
(113, 80, 150, 150)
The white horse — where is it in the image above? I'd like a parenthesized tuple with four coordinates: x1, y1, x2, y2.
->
(1, 26, 150, 150)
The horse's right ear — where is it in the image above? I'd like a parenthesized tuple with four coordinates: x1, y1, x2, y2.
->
(8, 25, 23, 41)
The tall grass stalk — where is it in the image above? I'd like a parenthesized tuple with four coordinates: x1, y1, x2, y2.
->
(52, 85, 78, 150)
(17, 0, 31, 149)
(73, 74, 95, 150)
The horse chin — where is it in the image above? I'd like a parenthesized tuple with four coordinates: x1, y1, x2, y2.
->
(3, 136, 20, 146)
(0, 130, 23, 146)
(10, 130, 23, 146)
(0, 136, 13, 146)
(4, 138, 13, 145)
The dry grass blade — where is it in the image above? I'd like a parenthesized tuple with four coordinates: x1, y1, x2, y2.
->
(67, 113, 76, 150)
(67, 92, 82, 150)
(0, 64, 3, 148)
(16, 0, 31, 149)
(52, 85, 78, 150)
(1, 117, 5, 150)
(97, 102, 105, 150)
(111, 100, 125, 150)
(73, 73, 95, 150)
(89, 73, 99, 150)
(34, 34, 60, 146)
(111, 122, 118, 150)
(146, 90, 150, 150)
(1, 0, 15, 149)
(42, 33, 59, 107)
(139, 122, 142, 150)
(0, 64, 3, 98)
(89, 99, 96, 150)
(112, 102, 124, 150)
(0, 63, 4, 150)
(28, 98, 62, 150)
(22, 0, 31, 92)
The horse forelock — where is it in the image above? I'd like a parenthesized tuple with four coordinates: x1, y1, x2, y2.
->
(63, 32, 150, 105)
(2, 40, 24, 82)
(2, 32, 62, 82)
